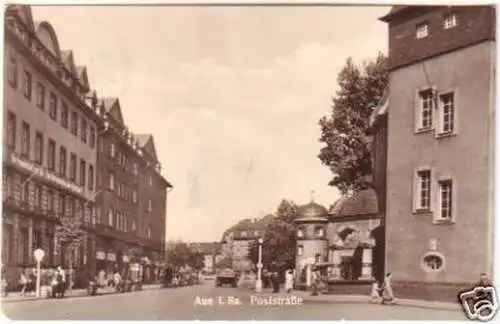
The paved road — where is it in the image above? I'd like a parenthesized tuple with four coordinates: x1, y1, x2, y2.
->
(1, 283, 467, 321)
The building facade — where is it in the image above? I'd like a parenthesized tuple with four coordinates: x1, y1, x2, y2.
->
(380, 5, 495, 297)
(93, 99, 172, 278)
(3, 5, 173, 284)
(220, 214, 274, 271)
(3, 5, 99, 282)
(189, 242, 222, 274)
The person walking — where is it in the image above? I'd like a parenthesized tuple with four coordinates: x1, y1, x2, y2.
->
(98, 269, 106, 288)
(311, 269, 319, 296)
(57, 266, 66, 298)
(284, 269, 294, 293)
(381, 273, 395, 305)
(19, 270, 28, 297)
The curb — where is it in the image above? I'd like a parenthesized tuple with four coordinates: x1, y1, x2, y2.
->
(1, 284, 164, 304)
(300, 294, 461, 311)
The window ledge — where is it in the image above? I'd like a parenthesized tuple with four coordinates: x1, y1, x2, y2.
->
(413, 208, 432, 215)
(432, 218, 455, 225)
(415, 127, 433, 135)
(435, 132, 457, 139)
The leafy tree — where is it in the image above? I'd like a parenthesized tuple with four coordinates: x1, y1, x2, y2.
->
(318, 53, 388, 194)
(275, 199, 299, 223)
(55, 213, 85, 267)
(248, 199, 299, 271)
(189, 250, 205, 272)
(248, 220, 296, 271)
(165, 240, 205, 271)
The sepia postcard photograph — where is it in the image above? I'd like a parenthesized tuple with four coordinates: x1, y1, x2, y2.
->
(0, 1, 497, 321)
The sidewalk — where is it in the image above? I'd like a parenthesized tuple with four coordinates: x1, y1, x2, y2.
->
(239, 285, 460, 311)
(293, 290, 461, 311)
(1, 283, 162, 304)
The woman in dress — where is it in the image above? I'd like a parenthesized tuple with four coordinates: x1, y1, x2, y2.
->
(284, 269, 294, 293)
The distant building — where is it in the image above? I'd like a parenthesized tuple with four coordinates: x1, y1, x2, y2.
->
(379, 5, 495, 298)
(189, 242, 222, 274)
(293, 192, 383, 288)
(220, 214, 275, 271)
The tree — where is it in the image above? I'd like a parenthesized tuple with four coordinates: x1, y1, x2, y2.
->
(165, 240, 205, 271)
(55, 213, 85, 267)
(275, 199, 299, 223)
(248, 199, 299, 271)
(318, 53, 388, 194)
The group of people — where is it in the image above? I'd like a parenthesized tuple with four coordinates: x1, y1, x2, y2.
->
(18, 266, 67, 298)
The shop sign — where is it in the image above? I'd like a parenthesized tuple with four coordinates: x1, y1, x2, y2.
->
(11, 153, 83, 195)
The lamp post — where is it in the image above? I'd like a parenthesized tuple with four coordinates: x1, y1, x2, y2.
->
(255, 238, 263, 293)
(33, 248, 45, 298)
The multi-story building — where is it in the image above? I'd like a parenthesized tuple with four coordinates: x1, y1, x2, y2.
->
(93, 99, 172, 279)
(3, 5, 173, 284)
(220, 214, 274, 271)
(3, 5, 99, 282)
(380, 5, 495, 299)
(189, 242, 222, 274)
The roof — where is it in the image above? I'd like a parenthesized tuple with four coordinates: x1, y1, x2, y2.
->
(100, 97, 119, 112)
(330, 188, 379, 218)
(221, 214, 275, 241)
(189, 242, 222, 255)
(379, 6, 411, 22)
(135, 134, 152, 148)
(295, 201, 329, 222)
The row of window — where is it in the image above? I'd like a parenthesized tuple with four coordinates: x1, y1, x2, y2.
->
(106, 208, 136, 233)
(108, 173, 138, 204)
(5, 176, 95, 225)
(108, 141, 154, 186)
(416, 89, 456, 135)
(7, 54, 97, 149)
(414, 168, 454, 221)
(416, 13, 457, 39)
(6, 111, 95, 190)
(297, 227, 324, 238)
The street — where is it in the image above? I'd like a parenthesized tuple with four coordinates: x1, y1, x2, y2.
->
(2, 283, 467, 321)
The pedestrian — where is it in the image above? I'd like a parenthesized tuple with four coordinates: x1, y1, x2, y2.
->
(57, 266, 66, 298)
(311, 269, 319, 296)
(477, 273, 493, 287)
(114, 270, 122, 292)
(19, 270, 28, 297)
(371, 281, 382, 303)
(284, 269, 294, 293)
(98, 269, 106, 288)
(381, 273, 395, 305)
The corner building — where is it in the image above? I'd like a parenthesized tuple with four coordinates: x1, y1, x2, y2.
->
(380, 6, 495, 299)
(3, 6, 99, 282)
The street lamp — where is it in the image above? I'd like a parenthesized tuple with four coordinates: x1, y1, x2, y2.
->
(255, 238, 263, 293)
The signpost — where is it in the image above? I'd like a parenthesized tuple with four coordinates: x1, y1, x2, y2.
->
(33, 249, 45, 298)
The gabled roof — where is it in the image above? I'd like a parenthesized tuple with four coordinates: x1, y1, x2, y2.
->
(61, 50, 77, 77)
(100, 97, 124, 125)
(76, 66, 90, 91)
(136, 134, 158, 161)
(6, 5, 34, 31)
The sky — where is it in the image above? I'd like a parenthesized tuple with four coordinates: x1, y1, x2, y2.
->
(31, 5, 389, 243)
